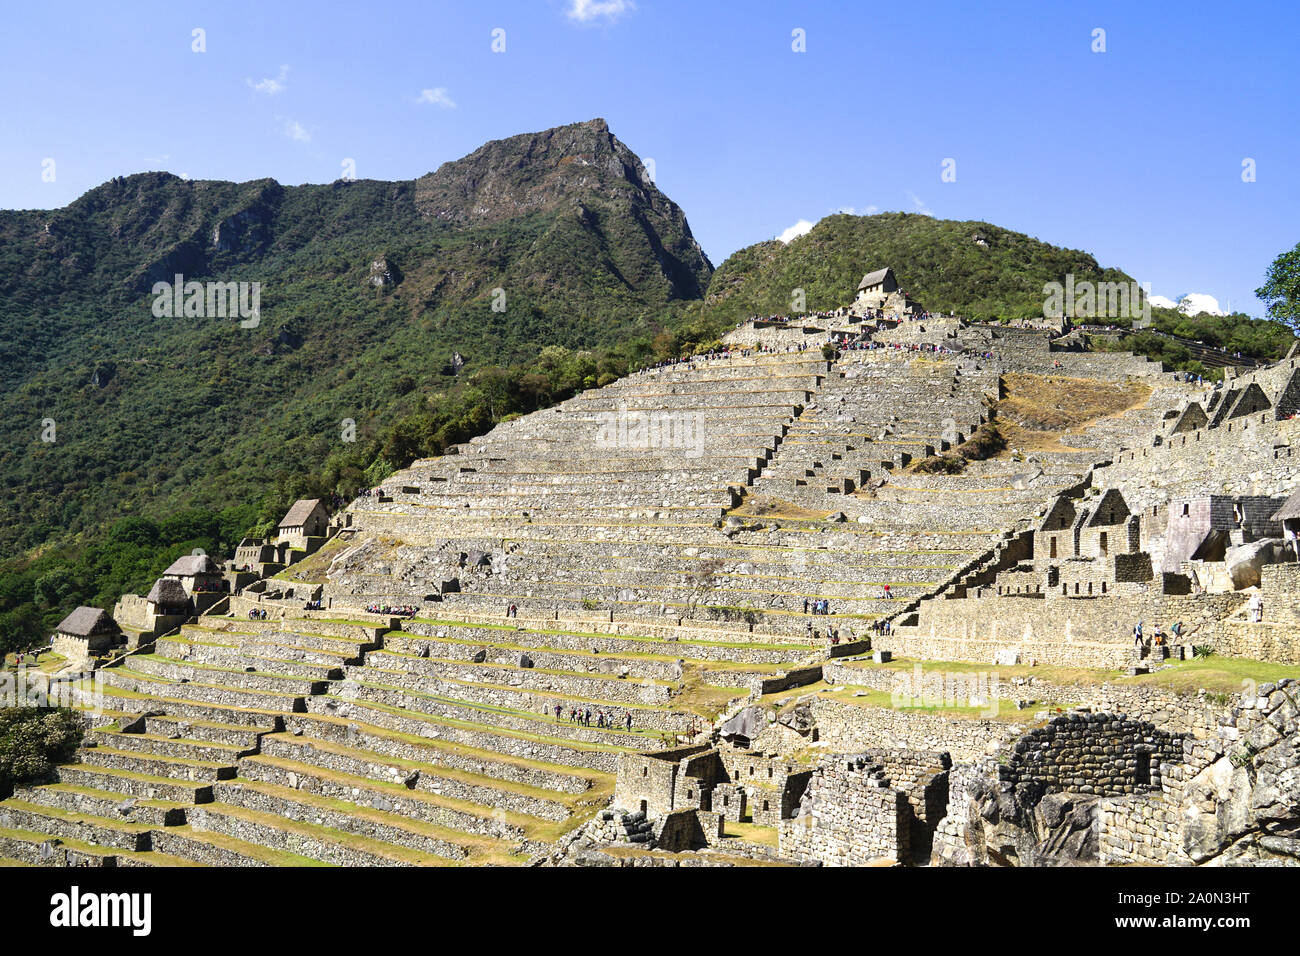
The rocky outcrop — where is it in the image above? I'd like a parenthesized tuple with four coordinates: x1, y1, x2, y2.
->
(1179, 679, 1300, 865)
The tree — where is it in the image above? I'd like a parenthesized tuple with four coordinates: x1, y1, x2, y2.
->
(1257, 242, 1300, 333)
(0, 708, 82, 797)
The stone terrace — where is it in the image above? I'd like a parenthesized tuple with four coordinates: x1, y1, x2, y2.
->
(0, 607, 816, 866)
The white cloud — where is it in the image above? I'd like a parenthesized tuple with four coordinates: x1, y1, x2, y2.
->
(567, 0, 635, 23)
(417, 87, 457, 109)
(1177, 293, 1228, 317)
(905, 190, 933, 216)
(284, 120, 311, 143)
(1149, 292, 1229, 316)
(777, 219, 815, 244)
(248, 65, 290, 95)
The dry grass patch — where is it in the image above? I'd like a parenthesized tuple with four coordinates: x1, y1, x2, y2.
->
(728, 495, 831, 522)
(998, 373, 1150, 435)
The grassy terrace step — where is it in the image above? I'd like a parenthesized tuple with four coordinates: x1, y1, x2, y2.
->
(91, 683, 285, 729)
(56, 763, 215, 804)
(89, 728, 252, 764)
(128, 653, 329, 695)
(441, 589, 887, 622)
(329, 678, 665, 742)
(349, 656, 675, 707)
(258, 732, 572, 822)
(97, 665, 306, 713)
(187, 800, 467, 866)
(388, 624, 811, 665)
(210, 779, 483, 862)
(144, 715, 267, 749)
(282, 712, 594, 795)
(367, 644, 684, 683)
(0, 799, 153, 851)
(236, 751, 529, 847)
(307, 695, 627, 774)
(406, 610, 823, 643)
(0, 824, 202, 867)
(155, 637, 344, 680)
(453, 576, 933, 602)
(13, 782, 187, 828)
(341, 672, 687, 730)
(149, 822, 331, 867)
(78, 746, 237, 783)
(335, 676, 670, 738)
(187, 622, 379, 657)
(194, 637, 359, 669)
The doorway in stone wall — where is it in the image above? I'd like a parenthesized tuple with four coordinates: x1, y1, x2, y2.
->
(1134, 750, 1151, 787)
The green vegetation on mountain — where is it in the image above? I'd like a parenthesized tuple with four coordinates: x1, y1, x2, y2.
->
(1090, 309, 1293, 379)
(700, 212, 1137, 323)
(0, 120, 1292, 653)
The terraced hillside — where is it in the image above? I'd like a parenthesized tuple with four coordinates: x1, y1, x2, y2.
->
(1, 335, 1209, 866)
(2, 611, 817, 866)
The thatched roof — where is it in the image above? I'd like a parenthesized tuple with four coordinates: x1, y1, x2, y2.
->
(279, 498, 325, 528)
(56, 606, 116, 637)
(858, 268, 893, 290)
(1271, 488, 1300, 522)
(163, 554, 218, 577)
(146, 577, 190, 605)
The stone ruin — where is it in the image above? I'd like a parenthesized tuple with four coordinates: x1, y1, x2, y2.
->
(7, 303, 1299, 869)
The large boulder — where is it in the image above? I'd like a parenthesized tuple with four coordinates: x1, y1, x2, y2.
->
(1225, 538, 1288, 589)
(776, 696, 818, 735)
(720, 705, 767, 742)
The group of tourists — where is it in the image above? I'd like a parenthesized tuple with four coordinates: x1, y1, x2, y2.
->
(552, 702, 633, 731)
(303, 599, 324, 611)
(1132, 620, 1183, 656)
(803, 598, 833, 615)
(365, 603, 419, 617)
(246, 607, 271, 620)
(869, 618, 893, 636)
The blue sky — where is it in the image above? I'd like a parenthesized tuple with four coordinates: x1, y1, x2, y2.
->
(1, 0, 1295, 314)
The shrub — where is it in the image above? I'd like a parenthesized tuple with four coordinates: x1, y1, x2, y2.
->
(0, 708, 83, 798)
(958, 422, 1006, 461)
(914, 454, 966, 474)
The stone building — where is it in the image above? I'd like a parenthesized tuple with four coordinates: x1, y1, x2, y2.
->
(780, 749, 951, 866)
(1158, 494, 1284, 572)
(1271, 489, 1300, 560)
(857, 267, 898, 298)
(145, 577, 192, 617)
(161, 554, 223, 594)
(234, 536, 289, 571)
(852, 266, 922, 319)
(614, 746, 811, 828)
(277, 498, 330, 552)
(51, 606, 121, 661)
